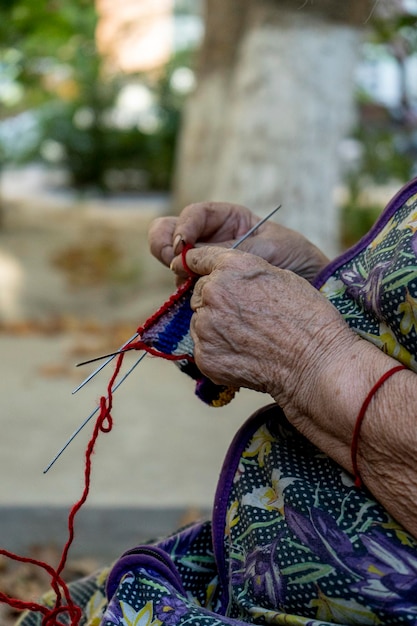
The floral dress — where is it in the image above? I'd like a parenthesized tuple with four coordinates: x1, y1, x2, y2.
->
(17, 179, 417, 626)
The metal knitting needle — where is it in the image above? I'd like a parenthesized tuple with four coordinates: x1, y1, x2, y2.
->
(74, 204, 283, 369)
(44, 204, 282, 472)
(43, 351, 147, 473)
(76, 349, 137, 368)
(71, 332, 139, 395)
(231, 204, 281, 249)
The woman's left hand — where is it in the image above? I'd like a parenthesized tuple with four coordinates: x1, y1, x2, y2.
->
(186, 246, 417, 539)
(186, 246, 359, 421)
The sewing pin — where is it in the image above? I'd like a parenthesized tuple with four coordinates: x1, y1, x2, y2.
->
(43, 351, 147, 473)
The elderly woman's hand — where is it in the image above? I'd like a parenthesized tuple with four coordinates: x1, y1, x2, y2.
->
(148, 202, 329, 284)
(184, 245, 417, 542)
(185, 245, 358, 422)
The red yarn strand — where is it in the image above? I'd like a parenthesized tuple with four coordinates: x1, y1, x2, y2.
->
(0, 352, 126, 625)
(180, 243, 198, 277)
(1, 246, 196, 623)
(126, 339, 194, 362)
(351, 364, 406, 488)
(135, 276, 195, 339)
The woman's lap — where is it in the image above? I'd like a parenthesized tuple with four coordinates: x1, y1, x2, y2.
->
(16, 407, 417, 626)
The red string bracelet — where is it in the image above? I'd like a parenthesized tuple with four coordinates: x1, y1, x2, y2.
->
(351, 363, 406, 488)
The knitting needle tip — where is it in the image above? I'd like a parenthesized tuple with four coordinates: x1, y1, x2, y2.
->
(71, 332, 139, 394)
(232, 204, 282, 249)
(76, 348, 133, 367)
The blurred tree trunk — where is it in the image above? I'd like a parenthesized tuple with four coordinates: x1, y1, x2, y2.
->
(172, 0, 373, 256)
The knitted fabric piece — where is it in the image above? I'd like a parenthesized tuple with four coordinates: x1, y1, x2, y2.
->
(130, 277, 237, 407)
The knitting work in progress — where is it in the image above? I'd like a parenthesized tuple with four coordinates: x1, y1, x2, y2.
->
(130, 274, 238, 407)
(125, 211, 283, 408)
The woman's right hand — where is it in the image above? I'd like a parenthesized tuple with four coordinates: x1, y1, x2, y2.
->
(148, 201, 329, 284)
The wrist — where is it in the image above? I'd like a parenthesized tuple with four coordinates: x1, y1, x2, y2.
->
(258, 272, 399, 473)
(351, 364, 407, 487)
(282, 326, 399, 471)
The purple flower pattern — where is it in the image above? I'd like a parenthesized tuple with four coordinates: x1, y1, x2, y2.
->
(322, 194, 417, 373)
(223, 408, 417, 624)
(231, 539, 286, 609)
(155, 595, 188, 625)
(351, 528, 417, 612)
(340, 261, 391, 319)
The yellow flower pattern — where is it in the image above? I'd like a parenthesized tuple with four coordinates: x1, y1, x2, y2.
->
(84, 590, 107, 626)
(356, 323, 417, 371)
(242, 425, 274, 467)
(242, 469, 298, 515)
(397, 205, 417, 233)
(225, 499, 240, 537)
(309, 589, 380, 624)
(369, 215, 397, 248)
(397, 288, 417, 334)
(121, 600, 162, 626)
(248, 605, 311, 624)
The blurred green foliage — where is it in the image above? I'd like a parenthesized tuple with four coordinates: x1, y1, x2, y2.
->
(0, 0, 194, 191)
(340, 203, 382, 249)
(0, 0, 98, 111)
(1, 0, 417, 209)
(341, 6, 417, 245)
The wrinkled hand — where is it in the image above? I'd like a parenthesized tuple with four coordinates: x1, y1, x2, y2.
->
(185, 246, 359, 425)
(148, 202, 329, 284)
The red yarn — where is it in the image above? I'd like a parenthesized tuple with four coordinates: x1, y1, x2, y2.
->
(125, 340, 195, 362)
(136, 275, 194, 335)
(129, 255, 197, 364)
(0, 243, 199, 623)
(351, 364, 406, 488)
(0, 352, 125, 625)
(120, 243, 198, 363)
(181, 242, 197, 277)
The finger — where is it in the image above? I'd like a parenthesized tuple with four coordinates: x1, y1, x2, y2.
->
(184, 246, 235, 277)
(148, 216, 178, 267)
(190, 276, 210, 311)
(169, 257, 191, 282)
(169, 241, 233, 277)
(172, 202, 256, 249)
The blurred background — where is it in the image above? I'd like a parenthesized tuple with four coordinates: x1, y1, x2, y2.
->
(1, 0, 417, 614)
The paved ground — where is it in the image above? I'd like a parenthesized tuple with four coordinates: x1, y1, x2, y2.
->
(0, 333, 264, 508)
(0, 311, 265, 561)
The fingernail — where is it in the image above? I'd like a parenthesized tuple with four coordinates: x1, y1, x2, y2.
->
(173, 234, 184, 255)
(169, 259, 175, 271)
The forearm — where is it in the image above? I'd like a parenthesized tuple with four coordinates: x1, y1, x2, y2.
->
(284, 336, 417, 538)
(183, 243, 417, 536)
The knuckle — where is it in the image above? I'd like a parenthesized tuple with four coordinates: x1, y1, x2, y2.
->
(202, 280, 216, 303)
